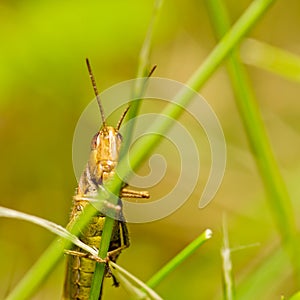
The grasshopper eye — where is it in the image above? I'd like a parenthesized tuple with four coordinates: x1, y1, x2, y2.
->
(91, 133, 100, 150)
(117, 132, 123, 142)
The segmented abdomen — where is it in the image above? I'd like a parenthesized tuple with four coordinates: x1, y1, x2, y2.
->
(63, 198, 126, 300)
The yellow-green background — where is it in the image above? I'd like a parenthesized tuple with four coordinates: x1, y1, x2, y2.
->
(1, 0, 300, 299)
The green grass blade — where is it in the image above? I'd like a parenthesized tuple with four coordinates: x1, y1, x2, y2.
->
(136, 0, 163, 79)
(205, 0, 300, 281)
(89, 218, 115, 299)
(185, 0, 276, 91)
(146, 229, 213, 288)
(5, 203, 99, 300)
(240, 38, 300, 82)
(221, 217, 235, 300)
(89, 2, 164, 299)
(237, 247, 288, 299)
(289, 291, 300, 300)
(0, 206, 102, 258)
(5, 1, 276, 299)
(123, 0, 163, 139)
(116, 0, 276, 180)
(107, 0, 276, 220)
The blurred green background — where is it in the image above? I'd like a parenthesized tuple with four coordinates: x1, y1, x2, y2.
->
(1, 0, 300, 299)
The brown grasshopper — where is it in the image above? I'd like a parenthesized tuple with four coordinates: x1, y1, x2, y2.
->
(63, 59, 150, 299)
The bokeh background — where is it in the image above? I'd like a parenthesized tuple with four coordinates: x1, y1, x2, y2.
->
(1, 0, 300, 299)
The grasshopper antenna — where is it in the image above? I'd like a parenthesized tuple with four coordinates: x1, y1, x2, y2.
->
(116, 106, 130, 130)
(148, 64, 157, 78)
(86, 58, 106, 126)
(116, 64, 157, 130)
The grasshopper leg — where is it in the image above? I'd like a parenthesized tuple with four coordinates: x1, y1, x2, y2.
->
(120, 187, 149, 199)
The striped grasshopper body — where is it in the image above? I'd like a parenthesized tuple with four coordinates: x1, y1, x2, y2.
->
(63, 60, 149, 299)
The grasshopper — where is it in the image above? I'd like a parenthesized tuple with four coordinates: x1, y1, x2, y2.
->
(63, 59, 150, 300)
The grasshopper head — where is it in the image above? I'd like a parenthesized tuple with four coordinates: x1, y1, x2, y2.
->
(91, 126, 122, 173)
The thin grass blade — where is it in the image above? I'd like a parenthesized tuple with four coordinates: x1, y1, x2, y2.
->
(147, 229, 212, 288)
(240, 38, 300, 82)
(205, 0, 300, 283)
